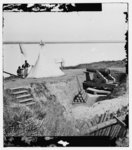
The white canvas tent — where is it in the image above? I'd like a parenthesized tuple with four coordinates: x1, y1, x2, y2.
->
(27, 47, 64, 78)
(3, 44, 40, 77)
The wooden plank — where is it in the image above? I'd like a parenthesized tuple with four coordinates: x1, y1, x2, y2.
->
(106, 126, 112, 136)
(122, 129, 127, 137)
(106, 113, 111, 136)
(83, 81, 116, 91)
(91, 118, 97, 136)
(112, 125, 118, 138)
(115, 125, 121, 138)
(98, 114, 104, 136)
(111, 125, 118, 139)
(98, 113, 106, 136)
(3, 71, 18, 77)
(96, 129, 100, 136)
(115, 125, 122, 138)
(100, 128, 105, 136)
(87, 115, 126, 134)
(100, 113, 108, 136)
(112, 124, 119, 138)
(105, 125, 110, 136)
(87, 87, 111, 94)
(94, 115, 100, 136)
(109, 125, 114, 137)
(118, 127, 123, 138)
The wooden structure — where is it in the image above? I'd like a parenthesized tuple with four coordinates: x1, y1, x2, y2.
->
(84, 108, 128, 138)
(83, 68, 117, 92)
(3, 71, 18, 77)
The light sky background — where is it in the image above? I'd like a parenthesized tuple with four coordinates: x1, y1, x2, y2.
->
(3, 3, 127, 75)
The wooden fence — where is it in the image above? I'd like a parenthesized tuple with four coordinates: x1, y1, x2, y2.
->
(85, 109, 128, 138)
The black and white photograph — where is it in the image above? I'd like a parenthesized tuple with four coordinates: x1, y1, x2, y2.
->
(2, 2, 129, 147)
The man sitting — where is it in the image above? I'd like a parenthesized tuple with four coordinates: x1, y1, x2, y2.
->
(17, 66, 22, 77)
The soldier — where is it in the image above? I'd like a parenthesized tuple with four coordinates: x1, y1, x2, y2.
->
(24, 60, 30, 68)
(21, 65, 25, 78)
(17, 66, 22, 77)
(23, 60, 30, 77)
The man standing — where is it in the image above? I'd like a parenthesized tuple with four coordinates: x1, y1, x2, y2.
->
(24, 60, 30, 77)
(24, 60, 30, 68)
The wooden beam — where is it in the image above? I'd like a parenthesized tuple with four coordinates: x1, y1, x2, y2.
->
(113, 115, 127, 128)
(87, 115, 126, 134)
(3, 71, 18, 77)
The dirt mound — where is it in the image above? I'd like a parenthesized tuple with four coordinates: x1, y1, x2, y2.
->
(3, 68, 128, 137)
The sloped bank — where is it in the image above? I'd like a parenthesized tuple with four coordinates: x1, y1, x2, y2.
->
(29, 75, 128, 135)
(4, 72, 128, 137)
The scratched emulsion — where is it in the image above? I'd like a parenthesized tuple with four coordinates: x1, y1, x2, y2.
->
(3, 3, 102, 12)
(3, 3, 102, 147)
(123, 11, 128, 74)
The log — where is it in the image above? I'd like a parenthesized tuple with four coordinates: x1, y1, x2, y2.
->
(3, 71, 18, 77)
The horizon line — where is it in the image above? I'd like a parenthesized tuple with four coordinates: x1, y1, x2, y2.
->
(3, 40, 126, 44)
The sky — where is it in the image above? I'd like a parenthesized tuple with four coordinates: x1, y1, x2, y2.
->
(3, 3, 127, 75)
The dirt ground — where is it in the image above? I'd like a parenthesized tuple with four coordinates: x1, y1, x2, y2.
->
(4, 66, 128, 119)
(3, 68, 86, 89)
(3, 66, 129, 146)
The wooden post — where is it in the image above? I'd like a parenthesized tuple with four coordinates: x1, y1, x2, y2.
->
(86, 115, 126, 135)
(101, 113, 109, 136)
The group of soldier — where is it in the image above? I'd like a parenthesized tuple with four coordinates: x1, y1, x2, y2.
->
(17, 60, 30, 78)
